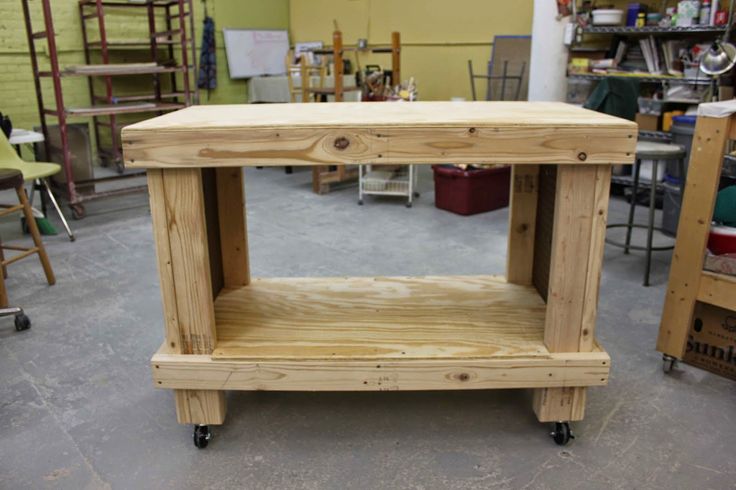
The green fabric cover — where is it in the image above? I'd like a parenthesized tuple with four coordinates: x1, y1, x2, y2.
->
(714, 185, 736, 226)
(583, 77, 640, 121)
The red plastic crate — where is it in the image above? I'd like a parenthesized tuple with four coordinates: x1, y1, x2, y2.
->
(433, 165, 511, 216)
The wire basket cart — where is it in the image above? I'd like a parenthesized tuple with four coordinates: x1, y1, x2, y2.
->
(358, 164, 419, 207)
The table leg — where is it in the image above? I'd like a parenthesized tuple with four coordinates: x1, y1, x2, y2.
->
(148, 168, 225, 425)
(214, 167, 250, 288)
(533, 164, 611, 422)
(506, 165, 539, 285)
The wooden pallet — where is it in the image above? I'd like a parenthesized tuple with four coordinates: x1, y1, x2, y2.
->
(123, 101, 636, 438)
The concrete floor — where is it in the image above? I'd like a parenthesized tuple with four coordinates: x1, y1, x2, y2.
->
(0, 166, 734, 489)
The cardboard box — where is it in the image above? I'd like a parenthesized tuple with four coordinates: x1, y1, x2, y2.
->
(635, 113, 659, 131)
(684, 302, 736, 381)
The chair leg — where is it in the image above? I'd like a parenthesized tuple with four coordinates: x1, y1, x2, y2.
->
(624, 159, 641, 254)
(43, 180, 75, 242)
(644, 161, 658, 287)
(0, 236, 6, 280)
(16, 186, 55, 286)
(0, 262, 8, 308)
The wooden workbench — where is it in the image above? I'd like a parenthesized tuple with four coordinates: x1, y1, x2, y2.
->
(122, 101, 637, 448)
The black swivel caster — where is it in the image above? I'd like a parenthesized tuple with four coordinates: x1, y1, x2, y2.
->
(14, 313, 31, 331)
(550, 422, 574, 446)
(358, 199, 364, 206)
(662, 354, 678, 374)
(406, 202, 412, 208)
(193, 425, 211, 449)
(413, 191, 420, 198)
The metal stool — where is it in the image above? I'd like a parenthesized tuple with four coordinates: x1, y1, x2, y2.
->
(0, 168, 55, 330)
(606, 141, 686, 286)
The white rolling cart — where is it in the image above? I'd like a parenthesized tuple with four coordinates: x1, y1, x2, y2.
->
(358, 164, 419, 207)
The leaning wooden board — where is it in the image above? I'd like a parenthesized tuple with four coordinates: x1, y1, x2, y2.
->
(123, 101, 637, 448)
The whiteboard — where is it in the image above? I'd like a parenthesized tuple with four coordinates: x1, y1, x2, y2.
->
(223, 29, 289, 79)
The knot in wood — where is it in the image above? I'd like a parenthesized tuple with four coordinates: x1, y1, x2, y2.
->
(334, 136, 350, 150)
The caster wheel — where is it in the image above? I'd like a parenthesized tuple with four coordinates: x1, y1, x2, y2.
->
(662, 354, 678, 374)
(193, 425, 211, 449)
(70, 204, 86, 220)
(550, 422, 574, 446)
(358, 199, 364, 206)
(14, 314, 31, 332)
(406, 202, 413, 208)
(413, 192, 420, 198)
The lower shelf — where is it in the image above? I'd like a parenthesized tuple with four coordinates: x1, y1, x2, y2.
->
(152, 276, 610, 391)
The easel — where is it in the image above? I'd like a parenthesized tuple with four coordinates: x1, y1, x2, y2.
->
(657, 101, 736, 371)
(285, 50, 327, 103)
(309, 30, 402, 194)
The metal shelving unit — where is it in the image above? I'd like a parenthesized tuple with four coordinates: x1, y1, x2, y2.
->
(568, 73, 712, 85)
(21, 0, 196, 219)
(79, 0, 197, 172)
(568, 19, 726, 101)
(582, 25, 727, 34)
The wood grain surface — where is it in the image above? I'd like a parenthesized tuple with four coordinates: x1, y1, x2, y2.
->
(152, 346, 611, 392)
(122, 102, 637, 168)
(657, 116, 731, 357)
(212, 275, 550, 361)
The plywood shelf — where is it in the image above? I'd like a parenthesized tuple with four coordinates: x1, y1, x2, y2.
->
(150, 276, 611, 392)
(65, 102, 184, 117)
(213, 275, 548, 361)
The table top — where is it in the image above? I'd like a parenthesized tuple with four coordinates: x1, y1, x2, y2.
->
(123, 102, 637, 168)
(125, 101, 636, 132)
(9, 129, 44, 145)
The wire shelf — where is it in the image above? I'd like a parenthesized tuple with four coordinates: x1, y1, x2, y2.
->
(582, 25, 727, 34)
(568, 73, 712, 85)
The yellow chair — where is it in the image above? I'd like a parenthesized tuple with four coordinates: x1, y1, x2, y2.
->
(0, 133, 74, 241)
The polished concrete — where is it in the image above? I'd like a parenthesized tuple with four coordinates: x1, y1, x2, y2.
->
(0, 166, 734, 489)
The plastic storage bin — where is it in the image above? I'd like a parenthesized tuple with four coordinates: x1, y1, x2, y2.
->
(668, 115, 696, 179)
(662, 176, 683, 237)
(433, 165, 510, 216)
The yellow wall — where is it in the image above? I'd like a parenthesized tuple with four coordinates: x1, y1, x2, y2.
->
(289, 0, 534, 101)
(0, 0, 289, 132)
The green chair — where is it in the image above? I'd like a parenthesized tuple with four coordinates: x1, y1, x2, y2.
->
(0, 133, 74, 241)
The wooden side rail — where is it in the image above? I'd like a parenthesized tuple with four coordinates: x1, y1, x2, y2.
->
(657, 113, 733, 358)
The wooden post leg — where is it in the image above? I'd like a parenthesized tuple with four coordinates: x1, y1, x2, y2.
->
(657, 116, 731, 358)
(533, 164, 611, 422)
(506, 165, 539, 285)
(215, 167, 250, 288)
(312, 166, 329, 194)
(148, 168, 226, 425)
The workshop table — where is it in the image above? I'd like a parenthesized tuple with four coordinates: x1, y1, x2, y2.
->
(122, 101, 637, 448)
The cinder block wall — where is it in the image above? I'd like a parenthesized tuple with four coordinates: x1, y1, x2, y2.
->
(0, 0, 289, 151)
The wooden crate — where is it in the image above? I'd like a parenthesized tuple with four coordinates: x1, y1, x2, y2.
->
(123, 101, 637, 445)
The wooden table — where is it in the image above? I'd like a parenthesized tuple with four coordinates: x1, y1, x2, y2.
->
(122, 101, 637, 448)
